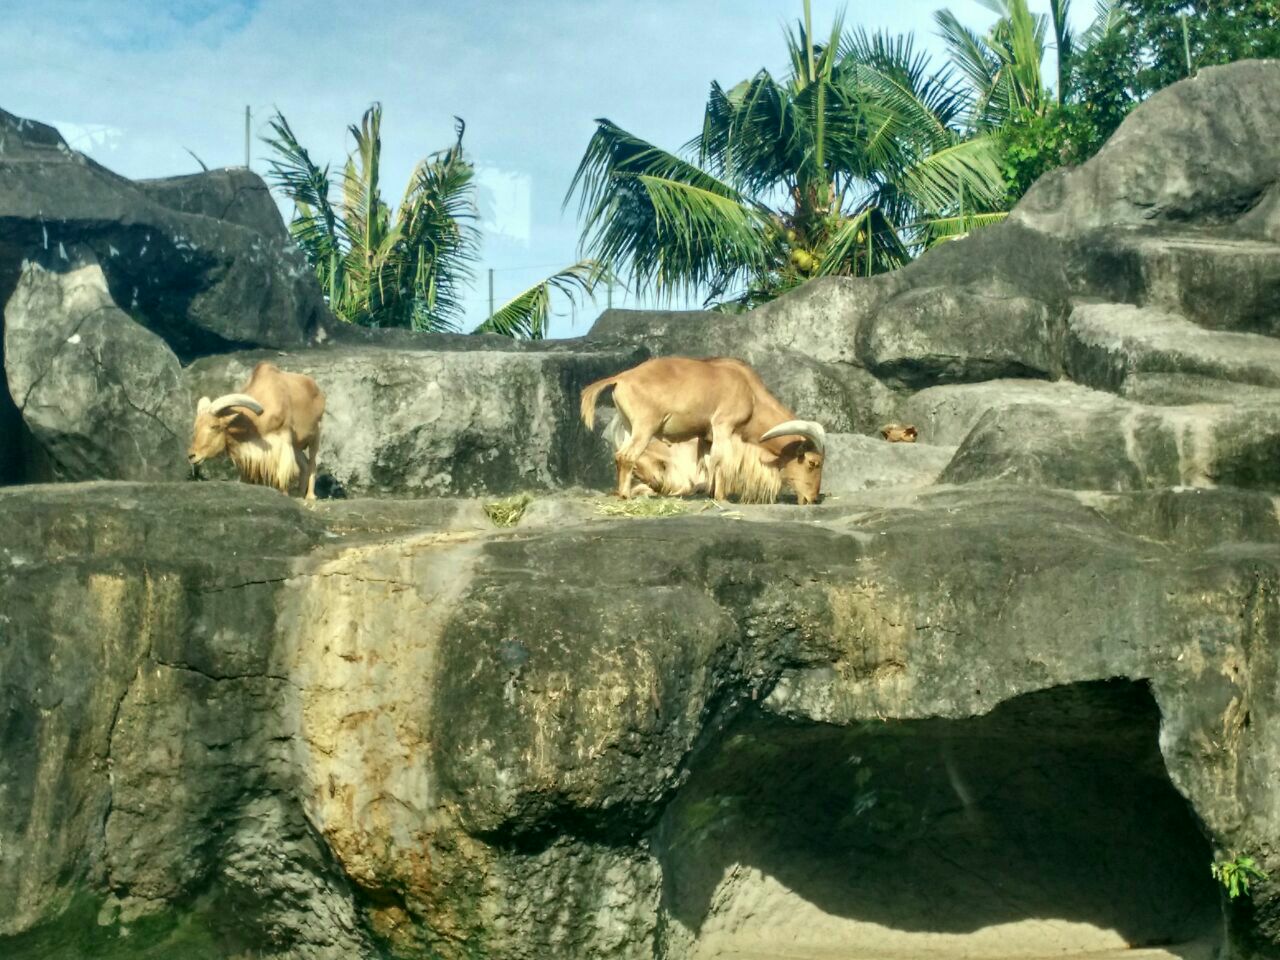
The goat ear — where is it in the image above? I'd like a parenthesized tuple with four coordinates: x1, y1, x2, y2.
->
(197, 396, 211, 413)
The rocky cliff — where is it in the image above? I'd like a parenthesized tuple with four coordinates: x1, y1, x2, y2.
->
(3, 61, 1280, 960)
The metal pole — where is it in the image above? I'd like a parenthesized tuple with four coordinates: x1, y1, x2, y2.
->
(607, 279, 613, 310)
(244, 105, 251, 169)
(488, 268, 494, 318)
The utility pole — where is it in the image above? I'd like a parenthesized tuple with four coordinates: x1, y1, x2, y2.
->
(607, 279, 613, 310)
(244, 105, 251, 170)
(488, 268, 495, 318)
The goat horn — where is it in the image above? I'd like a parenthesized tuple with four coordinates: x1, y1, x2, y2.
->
(760, 419, 826, 454)
(209, 393, 264, 416)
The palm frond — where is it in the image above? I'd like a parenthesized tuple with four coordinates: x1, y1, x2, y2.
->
(395, 117, 479, 331)
(473, 260, 603, 339)
(892, 134, 1006, 213)
(935, 9, 1003, 127)
(565, 119, 769, 299)
(262, 110, 345, 306)
(1080, 0, 1124, 47)
(815, 207, 911, 276)
(917, 210, 1009, 246)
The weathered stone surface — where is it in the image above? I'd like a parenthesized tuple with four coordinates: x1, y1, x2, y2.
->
(857, 284, 1064, 388)
(4, 259, 187, 481)
(820, 432, 954, 495)
(1066, 301, 1280, 396)
(585, 277, 893, 367)
(1014, 60, 1280, 236)
(1079, 234, 1280, 337)
(3, 481, 1276, 958)
(902, 378, 1117, 446)
(138, 167, 291, 241)
(0, 108, 327, 359)
(942, 398, 1280, 492)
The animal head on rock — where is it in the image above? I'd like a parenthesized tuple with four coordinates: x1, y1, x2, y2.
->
(758, 419, 827, 505)
(188, 393, 263, 465)
(582, 356, 826, 505)
(880, 423, 919, 443)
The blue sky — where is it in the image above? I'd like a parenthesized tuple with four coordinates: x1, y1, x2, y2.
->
(1, 0, 1087, 338)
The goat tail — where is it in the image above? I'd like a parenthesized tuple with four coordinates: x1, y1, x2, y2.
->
(579, 374, 620, 431)
(601, 410, 630, 451)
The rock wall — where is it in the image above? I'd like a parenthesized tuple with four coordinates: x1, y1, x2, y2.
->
(2, 482, 1277, 959)
(3, 60, 1280, 960)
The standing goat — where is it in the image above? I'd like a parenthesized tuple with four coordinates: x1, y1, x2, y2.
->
(582, 356, 826, 504)
(188, 361, 325, 500)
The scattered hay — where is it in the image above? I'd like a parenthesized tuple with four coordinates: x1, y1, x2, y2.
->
(484, 493, 534, 527)
(596, 497, 692, 519)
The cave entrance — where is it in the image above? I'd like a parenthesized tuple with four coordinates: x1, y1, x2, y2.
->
(655, 680, 1222, 960)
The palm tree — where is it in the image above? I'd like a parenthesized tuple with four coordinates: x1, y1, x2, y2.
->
(265, 105, 599, 338)
(936, 0, 1061, 132)
(565, 1, 1007, 310)
(936, 0, 1126, 127)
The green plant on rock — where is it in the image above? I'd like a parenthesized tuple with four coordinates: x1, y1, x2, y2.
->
(937, 0, 1137, 205)
(1212, 854, 1269, 899)
(265, 104, 601, 337)
(483, 493, 534, 527)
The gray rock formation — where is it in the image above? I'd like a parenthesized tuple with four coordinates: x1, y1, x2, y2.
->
(5, 59, 1280, 960)
(0, 108, 327, 359)
(4, 258, 187, 481)
(1, 481, 1274, 960)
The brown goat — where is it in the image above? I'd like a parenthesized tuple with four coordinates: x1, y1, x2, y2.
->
(602, 413, 710, 497)
(188, 361, 325, 500)
(582, 356, 826, 504)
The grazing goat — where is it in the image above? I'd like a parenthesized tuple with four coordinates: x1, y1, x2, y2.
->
(188, 361, 325, 500)
(602, 414, 710, 498)
(582, 356, 826, 504)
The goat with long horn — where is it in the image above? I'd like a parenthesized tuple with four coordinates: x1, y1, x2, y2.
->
(188, 362, 326, 500)
(582, 356, 826, 504)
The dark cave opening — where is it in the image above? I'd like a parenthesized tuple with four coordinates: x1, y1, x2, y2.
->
(655, 680, 1223, 960)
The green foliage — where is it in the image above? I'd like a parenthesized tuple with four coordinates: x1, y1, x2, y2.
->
(483, 493, 534, 527)
(1212, 855, 1269, 899)
(1120, 0, 1280, 94)
(969, 0, 1139, 204)
(266, 106, 601, 338)
(569, 0, 1280, 309)
(566, 0, 1006, 309)
(999, 103, 1102, 201)
(265, 105, 478, 332)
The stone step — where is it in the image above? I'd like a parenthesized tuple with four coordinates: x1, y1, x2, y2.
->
(820, 432, 955, 495)
(1066, 301, 1280, 400)
(903, 379, 1120, 447)
(1088, 233, 1280, 337)
(941, 395, 1280, 492)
